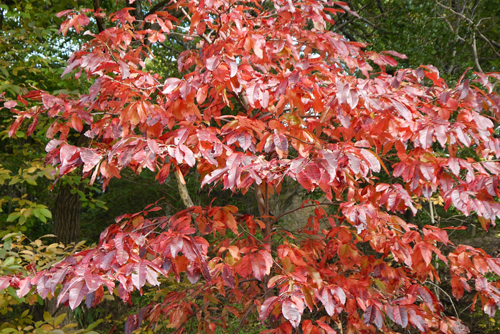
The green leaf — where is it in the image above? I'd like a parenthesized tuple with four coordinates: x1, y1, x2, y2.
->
(7, 286, 24, 303)
(0, 66, 9, 78)
(3, 256, 15, 266)
(85, 319, 103, 330)
(8, 176, 21, 186)
(39, 208, 52, 218)
(6, 213, 21, 222)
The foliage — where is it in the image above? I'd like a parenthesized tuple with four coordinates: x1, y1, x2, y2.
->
(0, 311, 101, 334)
(333, 0, 500, 81)
(0, 232, 102, 333)
(2, 0, 500, 334)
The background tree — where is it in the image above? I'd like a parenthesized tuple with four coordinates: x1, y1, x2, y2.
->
(332, 0, 500, 81)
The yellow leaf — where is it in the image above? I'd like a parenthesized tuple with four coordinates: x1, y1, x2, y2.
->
(54, 313, 66, 327)
(43, 311, 52, 322)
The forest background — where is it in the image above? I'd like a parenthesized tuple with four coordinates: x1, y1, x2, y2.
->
(0, 0, 500, 333)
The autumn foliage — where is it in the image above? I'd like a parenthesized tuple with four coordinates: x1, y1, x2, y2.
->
(2, 0, 500, 333)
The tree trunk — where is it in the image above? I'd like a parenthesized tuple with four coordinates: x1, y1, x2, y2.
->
(255, 183, 280, 329)
(47, 180, 83, 326)
(53, 181, 83, 245)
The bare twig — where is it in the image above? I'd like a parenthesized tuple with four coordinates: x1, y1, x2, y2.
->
(231, 304, 256, 334)
(171, 301, 210, 334)
(435, 1, 500, 59)
(425, 281, 460, 320)
(275, 202, 337, 220)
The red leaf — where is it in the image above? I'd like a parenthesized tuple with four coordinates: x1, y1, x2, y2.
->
(155, 163, 171, 184)
(318, 288, 335, 316)
(186, 264, 201, 284)
(81, 149, 101, 173)
(418, 242, 432, 266)
(69, 279, 87, 310)
(27, 115, 39, 136)
(363, 305, 383, 329)
(451, 276, 464, 300)
(392, 100, 412, 121)
(119, 60, 130, 79)
(8, 116, 25, 137)
(282, 299, 301, 328)
(56, 9, 73, 17)
(84, 271, 100, 293)
(297, 172, 314, 191)
(382, 50, 408, 59)
(260, 296, 279, 322)
(115, 233, 129, 265)
(487, 258, 500, 277)
(408, 308, 427, 332)
(390, 305, 408, 328)
(448, 158, 460, 176)
(274, 131, 288, 153)
(4, 101, 17, 108)
(0, 277, 10, 290)
(145, 264, 160, 286)
(170, 236, 183, 257)
(162, 78, 182, 94)
(17, 278, 32, 298)
(125, 315, 139, 334)
(316, 321, 336, 334)
(206, 56, 220, 71)
(225, 212, 238, 233)
(132, 261, 147, 290)
(417, 286, 435, 312)
(361, 149, 381, 173)
(222, 265, 235, 288)
(250, 253, 268, 281)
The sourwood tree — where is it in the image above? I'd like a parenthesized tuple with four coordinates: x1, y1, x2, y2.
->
(2, 0, 500, 333)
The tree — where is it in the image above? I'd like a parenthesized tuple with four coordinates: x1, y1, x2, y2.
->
(0, 0, 100, 246)
(2, 0, 500, 333)
(328, 0, 500, 81)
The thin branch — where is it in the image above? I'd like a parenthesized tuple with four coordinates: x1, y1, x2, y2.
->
(429, 201, 435, 225)
(147, 0, 171, 16)
(375, 0, 384, 13)
(171, 301, 210, 334)
(275, 202, 337, 220)
(435, 0, 500, 59)
(472, 31, 484, 72)
(425, 281, 460, 320)
(283, 133, 316, 146)
(171, 0, 213, 44)
(437, 12, 465, 41)
(232, 304, 256, 334)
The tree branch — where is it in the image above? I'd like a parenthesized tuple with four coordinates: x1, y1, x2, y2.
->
(435, 0, 500, 60)
(231, 304, 256, 334)
(147, 0, 171, 16)
(174, 168, 195, 208)
(92, 0, 106, 33)
(472, 31, 484, 72)
(275, 202, 337, 220)
(171, 301, 210, 334)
